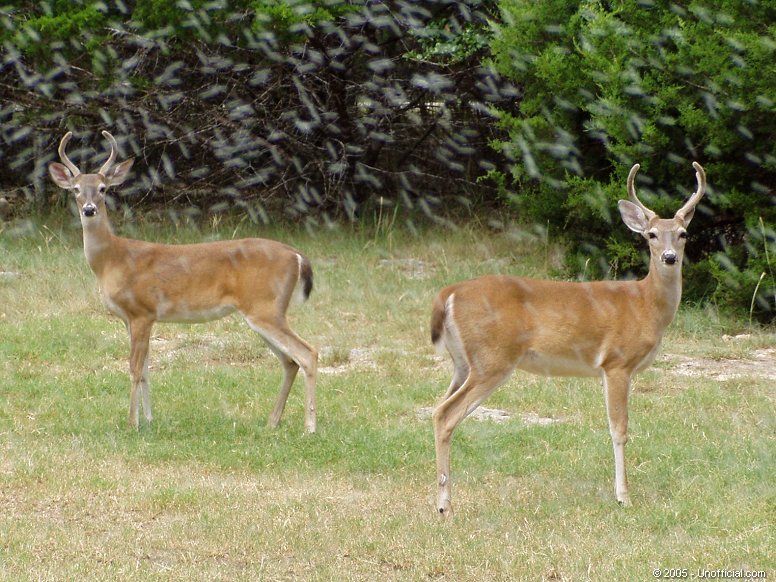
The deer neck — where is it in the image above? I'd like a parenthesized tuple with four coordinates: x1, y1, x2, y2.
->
(643, 254, 684, 328)
(80, 211, 119, 276)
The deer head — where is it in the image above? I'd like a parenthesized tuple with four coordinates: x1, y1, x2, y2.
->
(48, 131, 134, 219)
(618, 162, 706, 268)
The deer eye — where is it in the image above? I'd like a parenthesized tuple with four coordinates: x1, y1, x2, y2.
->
(648, 232, 658, 239)
(678, 231, 688, 239)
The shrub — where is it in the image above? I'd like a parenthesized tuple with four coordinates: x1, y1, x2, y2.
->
(1, 0, 510, 228)
(490, 0, 776, 320)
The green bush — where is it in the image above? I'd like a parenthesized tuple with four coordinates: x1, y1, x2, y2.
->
(490, 0, 776, 320)
(2, 1, 507, 228)
(2, 2, 109, 62)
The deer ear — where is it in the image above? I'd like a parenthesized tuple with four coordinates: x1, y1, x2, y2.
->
(618, 199, 649, 234)
(49, 162, 75, 189)
(107, 158, 134, 186)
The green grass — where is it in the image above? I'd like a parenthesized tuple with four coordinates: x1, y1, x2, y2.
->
(1, 217, 774, 580)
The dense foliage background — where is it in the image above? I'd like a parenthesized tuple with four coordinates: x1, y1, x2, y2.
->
(1, 0, 774, 320)
(491, 0, 776, 320)
(1, 0, 510, 220)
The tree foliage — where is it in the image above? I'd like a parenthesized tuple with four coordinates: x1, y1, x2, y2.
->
(1, 0, 774, 319)
(490, 0, 776, 320)
(1, 0, 510, 223)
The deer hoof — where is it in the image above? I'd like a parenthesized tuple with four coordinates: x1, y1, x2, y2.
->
(436, 497, 452, 517)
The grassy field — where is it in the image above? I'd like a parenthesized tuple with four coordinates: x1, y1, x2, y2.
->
(1, 216, 774, 580)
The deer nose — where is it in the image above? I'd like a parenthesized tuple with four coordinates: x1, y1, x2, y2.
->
(82, 204, 97, 217)
(661, 250, 677, 265)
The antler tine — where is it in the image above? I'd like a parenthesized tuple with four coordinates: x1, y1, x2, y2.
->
(99, 131, 118, 177)
(675, 162, 706, 220)
(626, 163, 657, 221)
(58, 132, 81, 178)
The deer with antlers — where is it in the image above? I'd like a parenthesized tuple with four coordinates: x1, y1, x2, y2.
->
(430, 162, 706, 515)
(49, 131, 318, 432)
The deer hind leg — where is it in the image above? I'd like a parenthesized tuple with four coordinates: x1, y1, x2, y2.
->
(432, 364, 514, 517)
(602, 368, 632, 506)
(264, 343, 300, 429)
(440, 328, 470, 401)
(244, 315, 318, 433)
(128, 317, 154, 429)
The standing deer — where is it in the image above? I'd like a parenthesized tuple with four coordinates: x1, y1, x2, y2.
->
(49, 131, 318, 432)
(430, 162, 706, 515)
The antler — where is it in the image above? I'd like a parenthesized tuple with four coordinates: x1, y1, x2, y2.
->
(99, 131, 118, 177)
(626, 163, 657, 221)
(675, 162, 706, 221)
(58, 132, 81, 178)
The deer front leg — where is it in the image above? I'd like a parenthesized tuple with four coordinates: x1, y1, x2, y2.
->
(128, 318, 154, 429)
(139, 353, 152, 424)
(603, 369, 632, 506)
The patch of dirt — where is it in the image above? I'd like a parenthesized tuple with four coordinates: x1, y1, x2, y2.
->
(663, 348, 776, 381)
(377, 258, 434, 280)
(319, 347, 380, 375)
(151, 333, 229, 363)
(416, 406, 563, 426)
(656, 333, 776, 382)
(318, 346, 418, 375)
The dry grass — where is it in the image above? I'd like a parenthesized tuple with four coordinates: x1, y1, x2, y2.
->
(1, 218, 774, 580)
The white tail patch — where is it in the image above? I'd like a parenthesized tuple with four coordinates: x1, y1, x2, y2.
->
(433, 293, 456, 355)
(293, 253, 307, 304)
